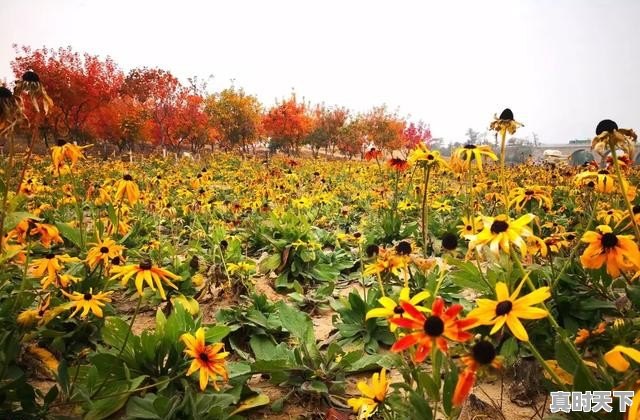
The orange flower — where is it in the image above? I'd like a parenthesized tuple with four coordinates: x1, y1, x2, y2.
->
(580, 225, 640, 277)
(390, 298, 475, 362)
(453, 340, 502, 407)
(181, 327, 229, 391)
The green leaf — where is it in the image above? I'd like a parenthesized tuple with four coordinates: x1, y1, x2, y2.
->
(205, 325, 231, 343)
(126, 394, 162, 419)
(55, 222, 83, 249)
(4, 212, 38, 231)
(301, 380, 328, 395)
(43, 385, 59, 405)
(230, 394, 270, 415)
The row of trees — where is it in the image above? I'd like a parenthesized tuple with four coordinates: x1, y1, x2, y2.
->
(8, 45, 432, 157)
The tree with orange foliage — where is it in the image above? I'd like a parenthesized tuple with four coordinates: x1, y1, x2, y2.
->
(361, 106, 405, 155)
(205, 87, 263, 153)
(306, 105, 349, 158)
(262, 95, 312, 154)
(11, 45, 124, 144)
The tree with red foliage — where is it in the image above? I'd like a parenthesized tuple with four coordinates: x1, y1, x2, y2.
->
(11, 45, 124, 144)
(402, 121, 432, 154)
(262, 95, 312, 154)
(306, 105, 349, 158)
(122, 67, 181, 151)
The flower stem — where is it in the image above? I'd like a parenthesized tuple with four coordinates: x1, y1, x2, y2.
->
(608, 140, 640, 241)
(420, 165, 431, 257)
(525, 341, 568, 391)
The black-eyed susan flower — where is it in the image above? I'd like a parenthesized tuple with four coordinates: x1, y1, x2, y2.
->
(365, 287, 430, 332)
(29, 253, 80, 289)
(604, 345, 640, 420)
(452, 340, 502, 407)
(86, 237, 125, 270)
(114, 174, 140, 205)
(597, 208, 625, 225)
(466, 277, 550, 342)
(14, 71, 53, 115)
(61, 288, 113, 318)
(592, 119, 637, 158)
(0, 85, 25, 136)
(452, 144, 498, 173)
(390, 298, 476, 361)
(386, 157, 409, 172)
(489, 108, 523, 136)
(109, 259, 181, 300)
(580, 225, 640, 277)
(181, 327, 229, 391)
(347, 368, 388, 419)
(458, 215, 483, 237)
(408, 144, 449, 171)
(51, 139, 90, 175)
(508, 186, 552, 211)
(466, 214, 536, 256)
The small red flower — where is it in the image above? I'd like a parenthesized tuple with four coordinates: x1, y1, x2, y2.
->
(386, 158, 409, 172)
(390, 298, 476, 362)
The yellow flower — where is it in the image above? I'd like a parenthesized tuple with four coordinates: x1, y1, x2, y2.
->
(365, 287, 430, 332)
(458, 215, 483, 237)
(109, 259, 181, 300)
(508, 186, 552, 211)
(408, 144, 449, 170)
(597, 208, 625, 225)
(467, 276, 550, 341)
(86, 237, 125, 270)
(61, 288, 113, 318)
(114, 174, 140, 205)
(605, 345, 640, 373)
(452, 144, 498, 173)
(181, 327, 229, 391)
(29, 253, 80, 289)
(431, 200, 452, 213)
(580, 225, 640, 277)
(227, 261, 255, 275)
(347, 368, 388, 419)
(489, 108, 523, 135)
(592, 119, 637, 158)
(466, 214, 536, 256)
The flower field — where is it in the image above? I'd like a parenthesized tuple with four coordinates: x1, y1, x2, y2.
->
(2, 72, 640, 420)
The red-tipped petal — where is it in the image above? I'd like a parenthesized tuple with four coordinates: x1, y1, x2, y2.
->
(414, 340, 432, 362)
(391, 333, 420, 353)
(400, 301, 426, 322)
(432, 298, 444, 316)
(453, 369, 477, 407)
(445, 304, 463, 318)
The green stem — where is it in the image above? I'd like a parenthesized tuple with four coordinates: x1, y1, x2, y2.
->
(421, 165, 431, 257)
(526, 342, 568, 391)
(608, 140, 640, 241)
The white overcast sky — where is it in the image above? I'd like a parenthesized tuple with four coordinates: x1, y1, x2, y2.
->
(1, 0, 639, 144)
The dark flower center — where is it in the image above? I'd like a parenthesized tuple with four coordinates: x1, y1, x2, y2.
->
(495, 300, 513, 316)
(423, 315, 445, 337)
(45, 253, 55, 259)
(123, 174, 133, 181)
(587, 181, 595, 188)
(83, 293, 93, 301)
(199, 352, 210, 362)
(464, 144, 477, 149)
(490, 220, 509, 234)
(393, 305, 405, 315)
(139, 259, 153, 270)
(365, 244, 380, 258)
(596, 119, 618, 135)
(566, 234, 576, 241)
(525, 190, 534, 196)
(395, 241, 412, 255)
(220, 240, 228, 250)
(601, 233, 618, 249)
(190, 255, 200, 270)
(0, 86, 12, 98)
(472, 341, 497, 365)
(427, 154, 435, 160)
(111, 256, 122, 265)
(466, 225, 472, 231)
(597, 170, 609, 175)
(100, 246, 109, 254)
(633, 205, 640, 214)
(56, 138, 67, 146)
(499, 108, 514, 121)
(22, 71, 40, 82)
(441, 233, 458, 251)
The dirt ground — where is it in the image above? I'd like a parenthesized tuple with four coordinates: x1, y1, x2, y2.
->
(28, 277, 550, 419)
